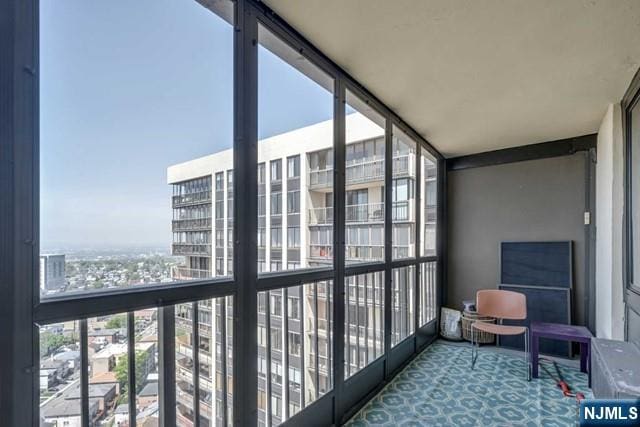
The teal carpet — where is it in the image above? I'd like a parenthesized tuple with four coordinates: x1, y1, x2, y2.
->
(345, 341, 592, 427)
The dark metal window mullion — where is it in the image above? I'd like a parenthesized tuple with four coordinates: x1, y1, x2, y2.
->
(327, 281, 332, 386)
(233, 1, 258, 426)
(314, 282, 319, 400)
(373, 274, 377, 359)
(80, 319, 89, 427)
(191, 302, 200, 425)
(265, 292, 272, 427)
(384, 118, 393, 374)
(332, 78, 346, 424)
(355, 275, 360, 371)
(127, 312, 137, 427)
(282, 288, 289, 421)
(406, 268, 411, 336)
(345, 280, 350, 377)
(432, 263, 436, 321)
(159, 305, 176, 424)
(414, 144, 422, 337)
(436, 157, 446, 325)
(364, 274, 369, 365)
(221, 298, 228, 427)
(299, 290, 306, 409)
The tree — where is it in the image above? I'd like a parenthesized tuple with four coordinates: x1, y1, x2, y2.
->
(105, 314, 126, 330)
(114, 350, 150, 402)
(39, 331, 74, 356)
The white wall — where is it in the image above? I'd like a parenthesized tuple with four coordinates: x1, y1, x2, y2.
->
(595, 103, 625, 340)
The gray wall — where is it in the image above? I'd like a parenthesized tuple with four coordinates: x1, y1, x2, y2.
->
(447, 153, 588, 326)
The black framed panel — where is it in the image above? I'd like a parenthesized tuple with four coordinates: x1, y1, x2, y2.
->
(278, 390, 334, 427)
(34, 280, 236, 324)
(416, 320, 438, 349)
(387, 335, 415, 376)
(233, 0, 259, 424)
(341, 357, 385, 417)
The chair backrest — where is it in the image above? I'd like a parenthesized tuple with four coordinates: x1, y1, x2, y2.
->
(476, 289, 526, 320)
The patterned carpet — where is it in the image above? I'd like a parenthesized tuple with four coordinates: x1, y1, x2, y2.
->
(345, 341, 591, 427)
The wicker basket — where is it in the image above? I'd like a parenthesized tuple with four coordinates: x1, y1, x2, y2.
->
(461, 311, 496, 344)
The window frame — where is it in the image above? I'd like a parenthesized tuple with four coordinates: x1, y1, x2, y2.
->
(3, 0, 445, 426)
(622, 69, 640, 342)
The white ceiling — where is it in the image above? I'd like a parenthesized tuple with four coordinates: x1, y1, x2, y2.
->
(264, 0, 640, 157)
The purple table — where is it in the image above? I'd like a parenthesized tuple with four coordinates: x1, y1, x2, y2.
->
(530, 322, 592, 386)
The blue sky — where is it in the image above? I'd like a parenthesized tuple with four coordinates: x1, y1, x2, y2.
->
(40, 0, 333, 250)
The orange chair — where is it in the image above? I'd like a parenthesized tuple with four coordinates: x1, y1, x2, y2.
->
(470, 289, 531, 381)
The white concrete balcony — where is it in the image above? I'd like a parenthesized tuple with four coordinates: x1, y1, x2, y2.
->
(308, 201, 414, 226)
(309, 243, 411, 261)
(172, 243, 212, 256)
(172, 217, 212, 232)
(308, 206, 334, 225)
(308, 154, 416, 190)
(172, 191, 212, 208)
(172, 266, 211, 280)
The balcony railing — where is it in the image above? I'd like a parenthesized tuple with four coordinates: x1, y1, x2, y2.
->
(345, 157, 385, 184)
(172, 243, 212, 256)
(309, 244, 411, 261)
(172, 266, 211, 280)
(392, 200, 414, 222)
(308, 154, 415, 190)
(345, 245, 384, 261)
(346, 203, 384, 223)
(172, 217, 212, 232)
(308, 207, 334, 225)
(308, 201, 414, 226)
(172, 191, 212, 208)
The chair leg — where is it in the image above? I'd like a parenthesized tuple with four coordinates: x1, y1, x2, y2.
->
(471, 326, 477, 370)
(524, 327, 531, 382)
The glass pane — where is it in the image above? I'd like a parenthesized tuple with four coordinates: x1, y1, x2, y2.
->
(40, 0, 235, 298)
(175, 303, 195, 426)
(345, 271, 384, 378)
(391, 127, 416, 260)
(175, 297, 233, 427)
(258, 24, 335, 274)
(419, 262, 437, 326)
(134, 309, 160, 425)
(421, 150, 438, 257)
(39, 321, 82, 425)
(345, 91, 386, 265)
(391, 266, 415, 347)
(257, 281, 332, 426)
(88, 314, 128, 425)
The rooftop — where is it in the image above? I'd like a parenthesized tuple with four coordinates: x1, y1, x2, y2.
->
(139, 382, 159, 398)
(67, 382, 116, 400)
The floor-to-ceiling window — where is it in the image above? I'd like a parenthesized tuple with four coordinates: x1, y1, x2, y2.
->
(6, 1, 443, 426)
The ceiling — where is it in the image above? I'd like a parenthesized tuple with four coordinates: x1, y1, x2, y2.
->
(263, 0, 640, 157)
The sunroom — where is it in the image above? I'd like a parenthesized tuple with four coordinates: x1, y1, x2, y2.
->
(2, 1, 640, 426)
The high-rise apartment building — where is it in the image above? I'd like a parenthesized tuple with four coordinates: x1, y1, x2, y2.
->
(167, 113, 437, 426)
(40, 254, 66, 293)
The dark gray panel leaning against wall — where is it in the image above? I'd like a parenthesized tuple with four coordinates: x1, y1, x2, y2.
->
(499, 285, 571, 357)
(447, 153, 587, 326)
(500, 241, 572, 288)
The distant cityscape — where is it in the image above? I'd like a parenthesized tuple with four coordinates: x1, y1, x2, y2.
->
(40, 248, 180, 296)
